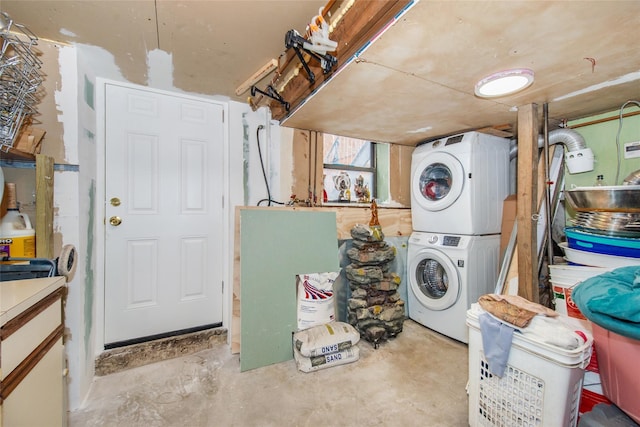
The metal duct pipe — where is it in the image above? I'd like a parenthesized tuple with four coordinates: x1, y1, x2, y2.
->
(547, 127, 587, 151)
(509, 128, 594, 174)
(623, 169, 640, 185)
(510, 128, 586, 159)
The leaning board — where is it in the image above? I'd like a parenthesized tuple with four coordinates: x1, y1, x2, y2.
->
(240, 209, 339, 371)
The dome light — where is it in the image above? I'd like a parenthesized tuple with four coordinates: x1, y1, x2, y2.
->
(475, 68, 535, 98)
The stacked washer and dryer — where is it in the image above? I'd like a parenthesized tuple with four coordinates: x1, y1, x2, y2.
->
(408, 131, 510, 343)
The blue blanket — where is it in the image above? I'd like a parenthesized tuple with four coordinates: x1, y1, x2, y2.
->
(572, 266, 640, 340)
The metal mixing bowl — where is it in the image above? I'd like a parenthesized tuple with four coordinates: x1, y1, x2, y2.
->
(564, 185, 640, 212)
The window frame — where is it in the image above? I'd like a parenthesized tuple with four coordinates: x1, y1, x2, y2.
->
(323, 137, 377, 205)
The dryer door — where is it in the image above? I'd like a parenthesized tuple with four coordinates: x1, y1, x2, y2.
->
(409, 248, 460, 311)
(412, 152, 464, 212)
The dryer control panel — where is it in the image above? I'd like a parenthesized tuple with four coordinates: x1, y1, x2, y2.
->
(445, 134, 464, 146)
(442, 235, 461, 247)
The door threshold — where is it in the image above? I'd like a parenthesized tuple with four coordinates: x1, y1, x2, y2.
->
(105, 323, 222, 350)
(96, 325, 226, 376)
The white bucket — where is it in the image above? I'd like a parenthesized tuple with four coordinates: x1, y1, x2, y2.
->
(549, 264, 610, 282)
(551, 279, 586, 321)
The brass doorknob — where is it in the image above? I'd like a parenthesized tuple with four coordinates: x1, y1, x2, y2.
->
(109, 216, 122, 226)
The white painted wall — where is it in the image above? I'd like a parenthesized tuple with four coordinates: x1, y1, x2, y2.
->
(52, 44, 288, 410)
(48, 44, 90, 412)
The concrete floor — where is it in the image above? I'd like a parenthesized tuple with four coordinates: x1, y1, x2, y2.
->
(70, 320, 469, 427)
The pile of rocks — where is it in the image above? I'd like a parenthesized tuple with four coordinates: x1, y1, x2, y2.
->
(345, 223, 405, 347)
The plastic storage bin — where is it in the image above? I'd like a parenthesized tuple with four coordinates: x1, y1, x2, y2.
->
(565, 227, 640, 258)
(559, 242, 639, 268)
(0, 258, 57, 281)
(467, 308, 593, 427)
(591, 323, 640, 424)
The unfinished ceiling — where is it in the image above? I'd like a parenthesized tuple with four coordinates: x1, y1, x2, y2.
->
(2, 0, 639, 146)
(0, 0, 326, 100)
(279, 1, 640, 145)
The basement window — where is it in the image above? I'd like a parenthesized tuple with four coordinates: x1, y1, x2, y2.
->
(322, 133, 378, 205)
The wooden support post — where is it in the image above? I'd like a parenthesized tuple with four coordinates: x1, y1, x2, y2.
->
(516, 104, 539, 303)
(291, 129, 315, 205)
(35, 154, 54, 259)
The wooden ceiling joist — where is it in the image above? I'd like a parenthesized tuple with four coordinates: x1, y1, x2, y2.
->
(270, 0, 412, 121)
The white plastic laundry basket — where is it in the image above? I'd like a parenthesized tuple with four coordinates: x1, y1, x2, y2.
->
(467, 308, 593, 427)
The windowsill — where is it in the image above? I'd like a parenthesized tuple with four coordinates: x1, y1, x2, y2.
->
(322, 202, 409, 209)
(323, 202, 371, 207)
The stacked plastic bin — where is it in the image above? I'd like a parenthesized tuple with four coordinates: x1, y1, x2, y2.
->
(572, 266, 640, 425)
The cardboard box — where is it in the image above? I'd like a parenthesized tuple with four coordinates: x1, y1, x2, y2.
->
(500, 194, 517, 258)
(12, 127, 46, 154)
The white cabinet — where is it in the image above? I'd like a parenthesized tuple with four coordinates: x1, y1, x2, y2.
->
(0, 276, 67, 426)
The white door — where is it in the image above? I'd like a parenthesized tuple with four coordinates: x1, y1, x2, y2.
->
(104, 83, 224, 346)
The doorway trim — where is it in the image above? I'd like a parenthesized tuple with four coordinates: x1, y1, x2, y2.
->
(94, 78, 230, 355)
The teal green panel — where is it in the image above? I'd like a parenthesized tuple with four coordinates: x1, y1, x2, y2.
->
(240, 210, 339, 372)
(84, 75, 94, 109)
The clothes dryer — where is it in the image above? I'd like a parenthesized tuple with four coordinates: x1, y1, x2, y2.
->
(411, 131, 510, 235)
(407, 231, 500, 343)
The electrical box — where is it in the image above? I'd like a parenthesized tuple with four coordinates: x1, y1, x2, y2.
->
(624, 141, 640, 159)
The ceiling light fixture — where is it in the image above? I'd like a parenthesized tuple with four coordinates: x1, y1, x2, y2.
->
(475, 68, 535, 98)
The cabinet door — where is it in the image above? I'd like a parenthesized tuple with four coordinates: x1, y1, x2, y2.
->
(1, 299, 62, 380)
(2, 337, 66, 427)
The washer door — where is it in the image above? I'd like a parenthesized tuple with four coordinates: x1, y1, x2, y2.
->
(409, 248, 460, 311)
(412, 152, 464, 212)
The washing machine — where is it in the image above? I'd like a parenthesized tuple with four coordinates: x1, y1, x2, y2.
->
(407, 231, 500, 343)
(411, 131, 510, 235)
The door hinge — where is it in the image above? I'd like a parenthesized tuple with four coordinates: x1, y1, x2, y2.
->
(221, 280, 224, 293)
(222, 110, 225, 123)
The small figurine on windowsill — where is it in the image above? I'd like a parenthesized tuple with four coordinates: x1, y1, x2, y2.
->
(354, 174, 370, 203)
(333, 171, 351, 202)
(369, 199, 382, 240)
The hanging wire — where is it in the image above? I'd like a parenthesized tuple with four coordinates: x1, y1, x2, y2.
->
(153, 0, 161, 49)
(614, 100, 640, 185)
(256, 124, 285, 207)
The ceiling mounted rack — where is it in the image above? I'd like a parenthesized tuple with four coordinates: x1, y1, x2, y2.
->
(250, 85, 290, 112)
(284, 29, 337, 84)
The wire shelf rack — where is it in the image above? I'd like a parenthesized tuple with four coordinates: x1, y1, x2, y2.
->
(0, 12, 44, 152)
